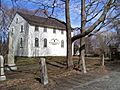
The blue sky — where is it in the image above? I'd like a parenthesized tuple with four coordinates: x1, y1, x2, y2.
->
(2, 0, 82, 27)
(2, 0, 113, 29)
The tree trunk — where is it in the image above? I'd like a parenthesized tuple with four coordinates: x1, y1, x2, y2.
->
(80, 0, 87, 73)
(80, 38, 87, 73)
(65, 0, 73, 68)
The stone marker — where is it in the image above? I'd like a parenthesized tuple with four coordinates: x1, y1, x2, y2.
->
(0, 55, 6, 81)
(7, 54, 17, 70)
(7, 30, 17, 70)
(40, 58, 48, 85)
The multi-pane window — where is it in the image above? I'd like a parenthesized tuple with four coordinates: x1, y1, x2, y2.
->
(21, 25, 23, 32)
(35, 38, 39, 47)
(44, 27, 47, 32)
(61, 31, 64, 34)
(35, 26, 39, 31)
(53, 29, 56, 33)
(20, 38, 23, 48)
(61, 40, 64, 48)
(44, 38, 47, 47)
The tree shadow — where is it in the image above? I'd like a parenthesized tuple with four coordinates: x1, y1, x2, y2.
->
(35, 77, 41, 83)
(5, 65, 22, 72)
(54, 61, 66, 66)
(46, 61, 65, 68)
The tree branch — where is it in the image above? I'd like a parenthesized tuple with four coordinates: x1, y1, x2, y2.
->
(72, 0, 113, 42)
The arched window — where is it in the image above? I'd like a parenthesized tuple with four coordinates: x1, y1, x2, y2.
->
(35, 38, 39, 47)
(20, 38, 23, 48)
(61, 40, 64, 48)
(44, 38, 47, 47)
(21, 25, 24, 32)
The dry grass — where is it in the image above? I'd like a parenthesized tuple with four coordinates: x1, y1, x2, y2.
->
(0, 56, 111, 90)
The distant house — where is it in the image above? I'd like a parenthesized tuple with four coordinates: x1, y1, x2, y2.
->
(9, 12, 74, 57)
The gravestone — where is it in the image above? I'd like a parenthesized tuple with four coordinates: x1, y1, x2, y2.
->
(40, 58, 48, 85)
(7, 54, 17, 70)
(7, 30, 17, 70)
(0, 55, 6, 81)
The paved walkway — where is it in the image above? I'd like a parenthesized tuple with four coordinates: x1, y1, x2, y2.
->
(72, 72, 120, 90)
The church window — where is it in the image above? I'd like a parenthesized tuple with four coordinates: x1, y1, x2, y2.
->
(44, 27, 47, 32)
(44, 38, 47, 47)
(35, 38, 39, 47)
(61, 40, 64, 48)
(21, 25, 24, 32)
(20, 38, 23, 48)
(53, 29, 56, 33)
(35, 26, 39, 31)
(61, 31, 64, 34)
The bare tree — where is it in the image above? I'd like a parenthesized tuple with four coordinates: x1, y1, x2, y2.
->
(1, 0, 119, 70)
(80, 0, 87, 73)
(65, 0, 73, 68)
(91, 31, 117, 66)
(96, 34, 109, 66)
(0, 1, 10, 57)
(109, 0, 120, 47)
(51, 0, 117, 70)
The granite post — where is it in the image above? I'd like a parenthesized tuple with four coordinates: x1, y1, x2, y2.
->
(0, 55, 6, 81)
(7, 30, 17, 70)
(40, 58, 48, 85)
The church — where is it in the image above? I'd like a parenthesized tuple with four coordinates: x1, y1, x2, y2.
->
(9, 12, 74, 57)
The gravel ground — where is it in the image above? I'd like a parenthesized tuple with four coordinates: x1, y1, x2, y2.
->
(72, 71, 120, 90)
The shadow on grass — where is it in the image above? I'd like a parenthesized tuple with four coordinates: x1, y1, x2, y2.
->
(35, 77, 41, 83)
(46, 61, 65, 68)
(5, 65, 22, 72)
(54, 61, 67, 66)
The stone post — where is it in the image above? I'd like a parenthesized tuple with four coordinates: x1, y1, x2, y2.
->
(7, 30, 17, 70)
(40, 58, 48, 85)
(0, 55, 6, 81)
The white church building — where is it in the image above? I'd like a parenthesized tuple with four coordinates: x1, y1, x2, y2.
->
(9, 12, 73, 57)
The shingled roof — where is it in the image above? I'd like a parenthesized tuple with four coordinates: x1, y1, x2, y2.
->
(17, 12, 66, 30)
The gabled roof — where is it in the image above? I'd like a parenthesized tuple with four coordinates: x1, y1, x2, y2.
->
(17, 12, 66, 30)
